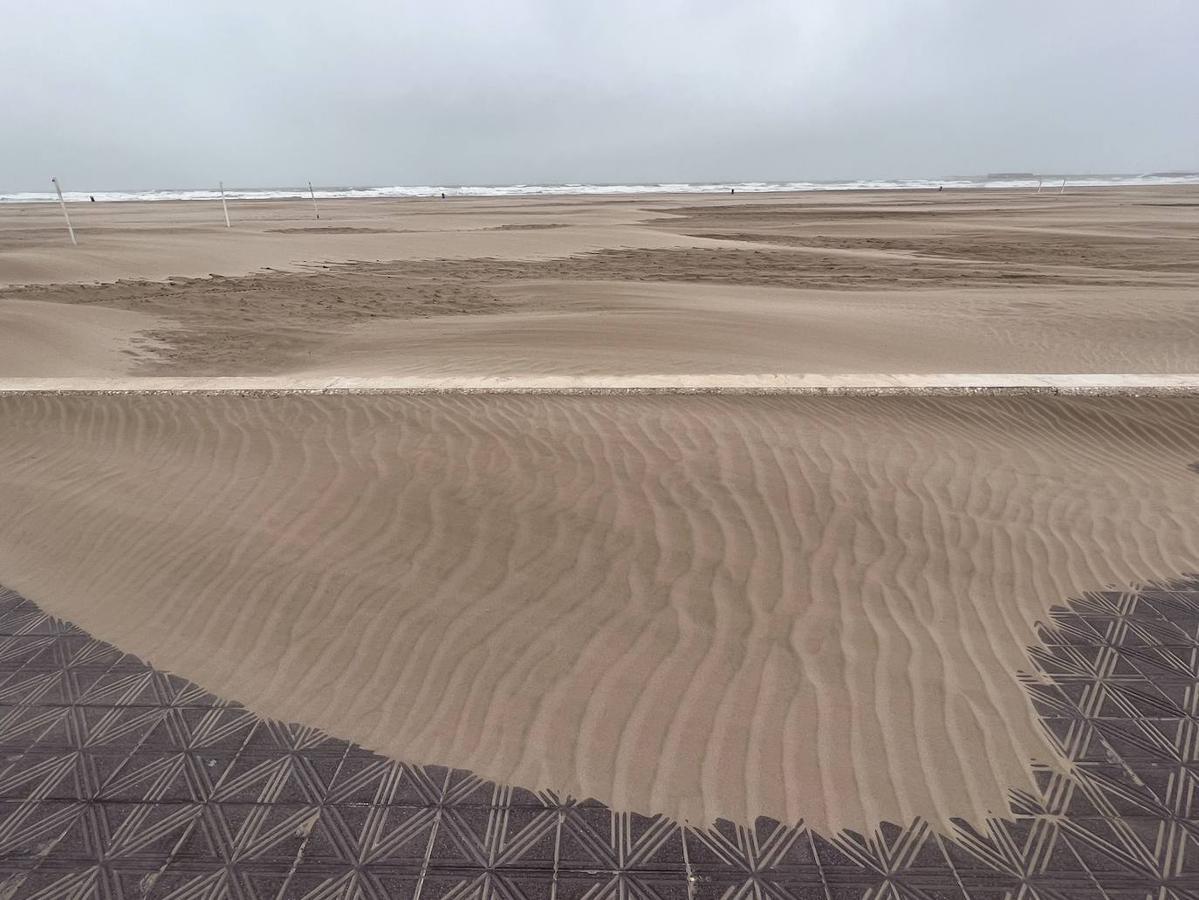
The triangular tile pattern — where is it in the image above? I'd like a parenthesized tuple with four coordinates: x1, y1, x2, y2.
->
(0, 578, 1196, 899)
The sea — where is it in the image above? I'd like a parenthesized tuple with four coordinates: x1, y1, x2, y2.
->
(2, 173, 1196, 203)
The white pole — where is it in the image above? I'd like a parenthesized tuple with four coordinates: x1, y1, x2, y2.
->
(1059, 178, 1067, 194)
(308, 181, 320, 220)
(219, 181, 231, 228)
(50, 177, 77, 246)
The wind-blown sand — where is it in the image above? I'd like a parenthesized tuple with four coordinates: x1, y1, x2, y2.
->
(0, 298, 164, 375)
(0, 392, 1195, 835)
(1, 187, 1196, 838)
(305, 282, 1199, 377)
(2, 187, 1197, 376)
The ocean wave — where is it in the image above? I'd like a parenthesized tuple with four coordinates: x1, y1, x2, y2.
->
(3, 173, 1196, 203)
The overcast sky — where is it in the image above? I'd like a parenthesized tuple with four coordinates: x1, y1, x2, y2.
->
(2, 0, 1196, 190)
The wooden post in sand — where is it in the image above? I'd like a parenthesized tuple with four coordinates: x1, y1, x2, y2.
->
(1059, 179, 1067, 194)
(308, 181, 320, 220)
(219, 181, 231, 228)
(1036, 178, 1043, 193)
(50, 177, 77, 246)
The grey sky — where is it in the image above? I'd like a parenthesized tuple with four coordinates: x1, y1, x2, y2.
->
(2, 0, 1196, 190)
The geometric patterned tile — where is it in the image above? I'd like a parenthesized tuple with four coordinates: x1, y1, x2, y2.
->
(0, 577, 1197, 898)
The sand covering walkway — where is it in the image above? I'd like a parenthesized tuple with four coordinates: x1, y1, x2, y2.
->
(2, 580, 1196, 895)
(0, 392, 1195, 835)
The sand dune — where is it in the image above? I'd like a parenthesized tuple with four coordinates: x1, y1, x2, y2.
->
(308, 282, 1199, 377)
(0, 392, 1195, 834)
(0, 298, 164, 375)
(4, 276, 1194, 377)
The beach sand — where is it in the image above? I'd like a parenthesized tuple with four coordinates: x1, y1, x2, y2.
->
(0, 298, 167, 375)
(0, 187, 1196, 838)
(0, 392, 1195, 835)
(1, 187, 1197, 376)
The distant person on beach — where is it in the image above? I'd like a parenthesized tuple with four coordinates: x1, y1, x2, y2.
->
(938, 186, 943, 192)
(89, 195, 95, 202)
(730, 188, 735, 195)
(441, 192, 446, 199)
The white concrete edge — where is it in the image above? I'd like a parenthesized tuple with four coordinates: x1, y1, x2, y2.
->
(0, 374, 1198, 395)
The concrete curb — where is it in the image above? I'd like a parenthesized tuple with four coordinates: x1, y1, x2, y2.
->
(0, 374, 1197, 395)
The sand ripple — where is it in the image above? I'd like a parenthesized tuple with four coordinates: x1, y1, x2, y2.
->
(0, 393, 1195, 834)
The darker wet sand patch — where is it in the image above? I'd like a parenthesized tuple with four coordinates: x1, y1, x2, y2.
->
(267, 226, 397, 234)
(489, 222, 570, 231)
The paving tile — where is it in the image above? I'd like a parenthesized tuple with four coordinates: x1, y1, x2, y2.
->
(0, 578, 1197, 897)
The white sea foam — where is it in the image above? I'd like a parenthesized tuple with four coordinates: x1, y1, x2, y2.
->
(3, 173, 1196, 203)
